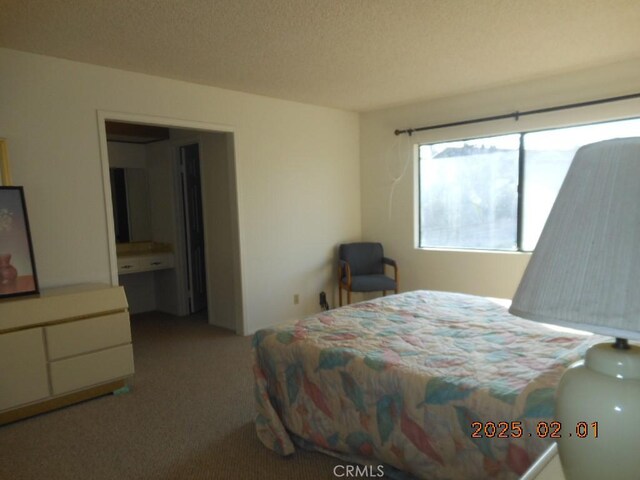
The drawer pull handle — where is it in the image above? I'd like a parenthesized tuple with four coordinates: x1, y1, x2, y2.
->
(150, 262, 162, 266)
(121, 265, 133, 269)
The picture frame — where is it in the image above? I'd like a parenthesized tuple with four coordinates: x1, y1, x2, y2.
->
(0, 186, 39, 299)
(0, 140, 11, 186)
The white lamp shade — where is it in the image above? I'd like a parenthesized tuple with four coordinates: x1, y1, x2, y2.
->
(510, 137, 640, 340)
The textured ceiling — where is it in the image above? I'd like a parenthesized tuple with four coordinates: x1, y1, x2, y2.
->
(1, 0, 640, 112)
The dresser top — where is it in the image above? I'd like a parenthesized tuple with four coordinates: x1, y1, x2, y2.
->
(0, 283, 128, 333)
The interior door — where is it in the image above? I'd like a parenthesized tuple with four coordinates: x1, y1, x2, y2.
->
(180, 144, 207, 313)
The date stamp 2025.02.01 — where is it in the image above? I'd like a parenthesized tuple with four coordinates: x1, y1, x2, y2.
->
(470, 421, 599, 439)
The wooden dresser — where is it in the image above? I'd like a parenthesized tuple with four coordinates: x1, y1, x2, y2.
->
(0, 284, 134, 424)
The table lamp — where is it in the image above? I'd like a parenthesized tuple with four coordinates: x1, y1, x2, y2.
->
(509, 137, 640, 480)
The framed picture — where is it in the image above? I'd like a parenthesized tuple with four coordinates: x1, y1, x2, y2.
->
(0, 140, 11, 186)
(0, 186, 39, 299)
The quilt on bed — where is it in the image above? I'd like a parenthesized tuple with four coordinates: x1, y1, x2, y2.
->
(252, 290, 601, 479)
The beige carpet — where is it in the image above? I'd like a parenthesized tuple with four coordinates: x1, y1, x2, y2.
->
(0, 312, 347, 479)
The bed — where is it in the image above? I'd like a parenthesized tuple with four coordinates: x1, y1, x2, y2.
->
(252, 290, 601, 479)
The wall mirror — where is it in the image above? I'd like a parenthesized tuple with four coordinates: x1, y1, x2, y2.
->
(110, 167, 152, 242)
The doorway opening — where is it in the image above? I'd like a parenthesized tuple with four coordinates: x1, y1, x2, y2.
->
(98, 114, 244, 334)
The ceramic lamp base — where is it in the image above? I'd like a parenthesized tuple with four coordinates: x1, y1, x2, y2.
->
(556, 342, 640, 480)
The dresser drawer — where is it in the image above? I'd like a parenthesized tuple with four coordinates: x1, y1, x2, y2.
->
(49, 344, 134, 395)
(0, 328, 49, 411)
(117, 257, 140, 274)
(45, 312, 131, 360)
(141, 253, 175, 271)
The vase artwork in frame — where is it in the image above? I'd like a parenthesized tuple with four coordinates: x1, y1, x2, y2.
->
(0, 186, 39, 299)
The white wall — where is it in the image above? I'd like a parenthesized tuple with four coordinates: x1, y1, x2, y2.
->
(0, 48, 361, 334)
(361, 58, 640, 299)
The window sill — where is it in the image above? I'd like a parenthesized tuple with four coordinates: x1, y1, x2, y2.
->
(415, 246, 532, 255)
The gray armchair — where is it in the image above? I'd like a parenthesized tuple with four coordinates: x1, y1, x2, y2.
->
(338, 242, 398, 306)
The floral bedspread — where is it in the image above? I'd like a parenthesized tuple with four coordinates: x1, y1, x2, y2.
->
(252, 291, 600, 479)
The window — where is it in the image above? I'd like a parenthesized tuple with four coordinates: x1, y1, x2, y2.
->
(418, 117, 640, 251)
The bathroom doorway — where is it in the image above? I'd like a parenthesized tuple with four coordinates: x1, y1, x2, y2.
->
(98, 113, 244, 334)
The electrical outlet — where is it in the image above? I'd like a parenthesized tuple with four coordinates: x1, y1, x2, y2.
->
(294, 294, 299, 305)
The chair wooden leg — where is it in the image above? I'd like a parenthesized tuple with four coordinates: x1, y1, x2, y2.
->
(382, 290, 386, 296)
(339, 286, 343, 307)
(347, 288, 351, 305)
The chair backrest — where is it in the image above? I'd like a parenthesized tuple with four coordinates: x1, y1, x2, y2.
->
(339, 242, 384, 276)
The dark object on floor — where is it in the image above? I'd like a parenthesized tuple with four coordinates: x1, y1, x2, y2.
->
(319, 291, 329, 311)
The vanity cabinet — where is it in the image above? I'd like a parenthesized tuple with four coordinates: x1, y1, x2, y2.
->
(0, 284, 134, 424)
(116, 242, 177, 314)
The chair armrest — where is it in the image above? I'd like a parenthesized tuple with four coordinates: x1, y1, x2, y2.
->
(382, 257, 396, 267)
(383, 257, 398, 284)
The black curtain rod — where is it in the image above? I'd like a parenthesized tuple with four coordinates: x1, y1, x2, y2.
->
(394, 92, 640, 136)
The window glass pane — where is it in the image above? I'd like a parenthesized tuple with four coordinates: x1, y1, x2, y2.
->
(522, 118, 640, 251)
(419, 134, 520, 250)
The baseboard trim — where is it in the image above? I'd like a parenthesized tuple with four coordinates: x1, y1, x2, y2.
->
(0, 379, 127, 425)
